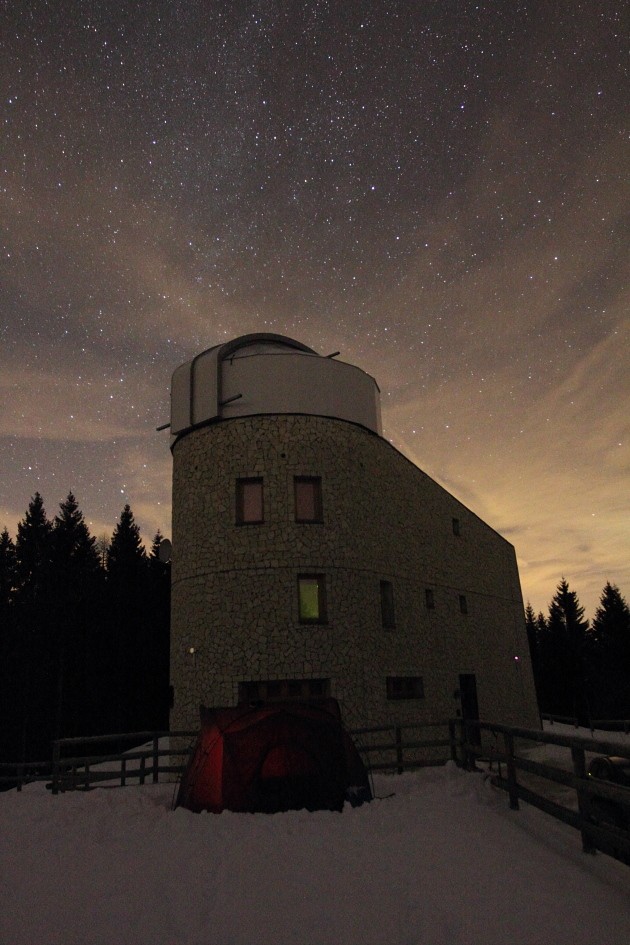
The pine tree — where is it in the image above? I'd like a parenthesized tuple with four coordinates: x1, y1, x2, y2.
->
(524, 603, 546, 708)
(107, 504, 146, 578)
(14, 492, 53, 598)
(50, 494, 104, 738)
(0, 528, 18, 761)
(145, 531, 171, 729)
(525, 602, 537, 642)
(546, 578, 590, 722)
(106, 505, 149, 733)
(13, 494, 55, 761)
(593, 582, 630, 644)
(53, 493, 101, 577)
(592, 583, 630, 717)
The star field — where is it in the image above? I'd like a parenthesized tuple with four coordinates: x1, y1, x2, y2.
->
(1, 1, 628, 616)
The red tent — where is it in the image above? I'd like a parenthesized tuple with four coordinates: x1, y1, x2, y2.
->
(175, 699, 371, 814)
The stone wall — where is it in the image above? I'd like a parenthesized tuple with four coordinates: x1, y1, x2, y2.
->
(170, 414, 540, 734)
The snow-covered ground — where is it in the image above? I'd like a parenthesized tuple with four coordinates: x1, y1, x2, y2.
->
(2, 743, 630, 945)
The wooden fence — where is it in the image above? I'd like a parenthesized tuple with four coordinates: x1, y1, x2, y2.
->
(5, 717, 630, 867)
(350, 721, 451, 773)
(451, 718, 630, 866)
(48, 730, 198, 795)
(35, 721, 450, 794)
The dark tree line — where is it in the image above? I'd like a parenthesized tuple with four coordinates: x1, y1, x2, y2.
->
(526, 578, 630, 722)
(0, 493, 170, 764)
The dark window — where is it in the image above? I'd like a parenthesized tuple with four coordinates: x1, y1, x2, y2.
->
(452, 517, 461, 536)
(425, 588, 435, 609)
(238, 678, 330, 703)
(459, 594, 468, 614)
(386, 676, 424, 700)
(236, 478, 263, 524)
(298, 574, 327, 623)
(294, 476, 323, 522)
(380, 580, 396, 628)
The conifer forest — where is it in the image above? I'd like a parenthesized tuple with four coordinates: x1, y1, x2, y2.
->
(0, 493, 170, 765)
(526, 577, 630, 724)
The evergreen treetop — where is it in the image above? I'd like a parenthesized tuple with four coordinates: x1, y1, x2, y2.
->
(107, 504, 147, 578)
(14, 493, 53, 593)
(548, 577, 589, 639)
(592, 582, 630, 645)
(52, 493, 101, 577)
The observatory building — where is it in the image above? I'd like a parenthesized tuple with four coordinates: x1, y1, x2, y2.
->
(168, 333, 539, 735)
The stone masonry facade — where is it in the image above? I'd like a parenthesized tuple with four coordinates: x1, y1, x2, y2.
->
(170, 413, 540, 734)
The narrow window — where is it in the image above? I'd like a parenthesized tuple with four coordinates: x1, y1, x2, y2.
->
(459, 594, 468, 614)
(298, 574, 327, 623)
(294, 476, 323, 522)
(236, 477, 263, 524)
(386, 676, 424, 700)
(452, 517, 461, 536)
(380, 580, 396, 628)
(425, 588, 435, 610)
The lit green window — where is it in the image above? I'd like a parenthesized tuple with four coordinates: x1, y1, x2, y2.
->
(298, 575, 326, 623)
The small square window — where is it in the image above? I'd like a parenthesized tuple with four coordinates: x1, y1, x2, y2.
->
(380, 580, 396, 628)
(236, 478, 263, 524)
(452, 517, 461, 536)
(298, 574, 327, 623)
(386, 676, 424, 700)
(425, 588, 435, 609)
(294, 476, 323, 522)
(459, 594, 468, 614)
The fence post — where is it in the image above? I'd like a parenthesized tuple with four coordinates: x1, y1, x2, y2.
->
(463, 720, 477, 770)
(453, 718, 466, 767)
(504, 731, 519, 810)
(395, 726, 403, 774)
(571, 746, 596, 854)
(139, 755, 146, 786)
(152, 735, 159, 783)
(448, 719, 458, 764)
(52, 741, 60, 796)
(121, 758, 126, 787)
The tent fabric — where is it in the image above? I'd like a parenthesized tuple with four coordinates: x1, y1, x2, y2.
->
(175, 699, 372, 814)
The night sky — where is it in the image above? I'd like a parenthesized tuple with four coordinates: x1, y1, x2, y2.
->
(2, 1, 627, 617)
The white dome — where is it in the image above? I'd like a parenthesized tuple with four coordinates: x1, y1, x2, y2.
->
(170, 333, 381, 438)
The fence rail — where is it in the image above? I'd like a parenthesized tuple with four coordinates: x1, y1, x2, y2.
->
(451, 718, 630, 867)
(541, 714, 630, 734)
(0, 721, 452, 793)
(49, 730, 198, 795)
